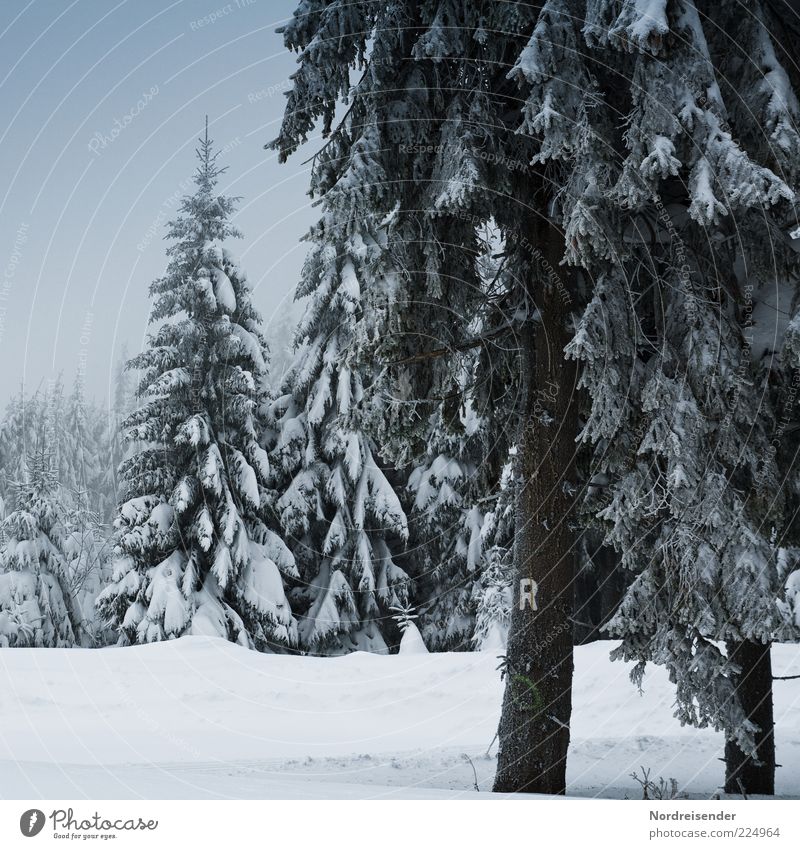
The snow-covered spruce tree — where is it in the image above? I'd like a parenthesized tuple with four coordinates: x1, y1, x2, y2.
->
(0, 384, 113, 645)
(390, 603, 429, 654)
(266, 214, 410, 654)
(97, 125, 297, 650)
(399, 0, 800, 795)
(0, 448, 82, 647)
(266, 4, 444, 654)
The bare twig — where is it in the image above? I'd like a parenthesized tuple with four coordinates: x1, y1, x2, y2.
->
(462, 754, 480, 792)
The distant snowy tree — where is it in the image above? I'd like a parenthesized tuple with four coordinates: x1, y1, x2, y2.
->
(408, 398, 488, 650)
(0, 379, 105, 512)
(471, 461, 515, 653)
(62, 375, 103, 514)
(97, 122, 297, 651)
(0, 389, 38, 504)
(264, 299, 301, 391)
(97, 346, 137, 526)
(391, 603, 429, 654)
(0, 448, 81, 647)
(64, 491, 112, 646)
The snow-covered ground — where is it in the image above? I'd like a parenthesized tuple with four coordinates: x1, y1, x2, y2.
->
(1, 637, 799, 799)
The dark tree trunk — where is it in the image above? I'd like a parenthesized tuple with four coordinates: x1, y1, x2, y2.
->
(724, 640, 775, 796)
(493, 211, 580, 794)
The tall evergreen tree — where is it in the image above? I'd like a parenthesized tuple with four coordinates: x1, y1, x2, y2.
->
(271, 0, 800, 795)
(507, 0, 800, 794)
(266, 4, 434, 654)
(272, 0, 582, 792)
(97, 122, 297, 650)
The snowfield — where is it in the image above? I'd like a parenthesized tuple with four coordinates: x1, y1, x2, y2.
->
(1, 637, 799, 799)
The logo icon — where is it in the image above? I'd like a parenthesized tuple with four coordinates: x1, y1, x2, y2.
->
(19, 809, 46, 837)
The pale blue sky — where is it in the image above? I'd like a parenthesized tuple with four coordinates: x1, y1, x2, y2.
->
(0, 0, 314, 409)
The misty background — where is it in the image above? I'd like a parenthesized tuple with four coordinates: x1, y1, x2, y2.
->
(0, 0, 311, 409)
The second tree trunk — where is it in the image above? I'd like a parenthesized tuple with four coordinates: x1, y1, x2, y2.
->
(724, 640, 775, 796)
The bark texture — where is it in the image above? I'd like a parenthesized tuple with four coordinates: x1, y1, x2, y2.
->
(724, 640, 775, 796)
(493, 209, 580, 794)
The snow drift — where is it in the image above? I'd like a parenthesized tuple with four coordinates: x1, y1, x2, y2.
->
(0, 637, 798, 799)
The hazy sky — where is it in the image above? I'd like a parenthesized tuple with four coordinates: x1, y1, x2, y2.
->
(0, 0, 316, 409)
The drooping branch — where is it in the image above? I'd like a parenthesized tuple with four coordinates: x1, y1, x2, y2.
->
(391, 321, 516, 366)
